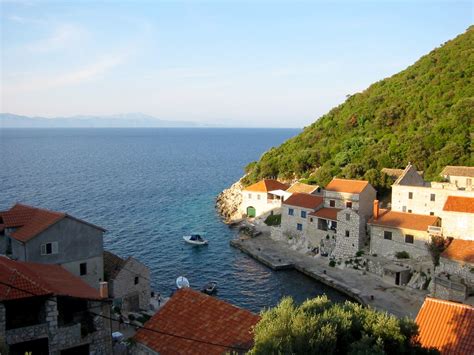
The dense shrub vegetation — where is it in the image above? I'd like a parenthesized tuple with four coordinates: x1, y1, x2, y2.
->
(250, 296, 438, 354)
(243, 27, 473, 191)
(264, 214, 281, 226)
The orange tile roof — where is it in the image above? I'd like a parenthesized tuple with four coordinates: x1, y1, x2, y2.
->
(244, 179, 289, 192)
(441, 239, 474, 264)
(416, 297, 474, 354)
(325, 178, 370, 194)
(309, 208, 341, 220)
(0, 203, 105, 242)
(443, 196, 474, 213)
(0, 256, 101, 301)
(134, 288, 260, 355)
(283, 193, 323, 210)
(287, 182, 319, 194)
(368, 209, 439, 231)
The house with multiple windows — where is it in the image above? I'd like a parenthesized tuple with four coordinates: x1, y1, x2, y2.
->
(0, 203, 106, 289)
(281, 193, 323, 239)
(440, 165, 474, 189)
(0, 256, 112, 354)
(240, 179, 290, 218)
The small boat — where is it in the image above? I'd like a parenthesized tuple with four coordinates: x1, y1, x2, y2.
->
(183, 234, 208, 245)
(201, 281, 218, 295)
(176, 276, 190, 289)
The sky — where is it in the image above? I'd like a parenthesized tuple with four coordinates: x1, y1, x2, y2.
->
(0, 1, 472, 128)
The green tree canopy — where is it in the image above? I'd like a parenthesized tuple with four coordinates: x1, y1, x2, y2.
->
(250, 296, 439, 355)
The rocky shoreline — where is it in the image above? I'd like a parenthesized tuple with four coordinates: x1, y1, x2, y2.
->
(215, 178, 244, 224)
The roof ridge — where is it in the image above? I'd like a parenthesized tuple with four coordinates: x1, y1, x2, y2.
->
(424, 297, 473, 309)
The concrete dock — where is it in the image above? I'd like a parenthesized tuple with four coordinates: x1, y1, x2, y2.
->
(231, 234, 427, 319)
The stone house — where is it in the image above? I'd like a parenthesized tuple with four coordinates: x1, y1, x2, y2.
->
(391, 164, 474, 226)
(133, 288, 260, 355)
(286, 182, 322, 195)
(433, 239, 474, 302)
(240, 179, 290, 218)
(280, 193, 323, 240)
(0, 203, 106, 289)
(0, 256, 112, 354)
(441, 196, 474, 240)
(440, 165, 474, 189)
(104, 251, 151, 312)
(368, 205, 441, 259)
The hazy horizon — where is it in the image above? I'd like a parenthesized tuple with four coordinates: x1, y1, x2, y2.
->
(1, 1, 472, 128)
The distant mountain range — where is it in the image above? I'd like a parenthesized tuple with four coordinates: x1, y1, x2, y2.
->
(0, 113, 213, 128)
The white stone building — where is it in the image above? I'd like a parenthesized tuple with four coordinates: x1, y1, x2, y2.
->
(240, 179, 289, 218)
(280, 193, 324, 240)
(440, 166, 474, 189)
(441, 196, 474, 240)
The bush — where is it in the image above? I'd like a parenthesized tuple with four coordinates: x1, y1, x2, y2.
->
(395, 251, 410, 259)
(329, 260, 336, 267)
(355, 250, 364, 257)
(264, 214, 281, 226)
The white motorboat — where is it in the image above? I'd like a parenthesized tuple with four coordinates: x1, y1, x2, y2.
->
(183, 234, 208, 245)
(176, 276, 190, 289)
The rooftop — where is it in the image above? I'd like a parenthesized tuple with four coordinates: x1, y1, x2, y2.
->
(104, 250, 127, 281)
(440, 166, 474, 178)
(382, 168, 423, 180)
(0, 256, 101, 301)
(134, 288, 260, 355)
(287, 182, 319, 194)
(441, 239, 474, 264)
(325, 178, 370, 194)
(283, 193, 323, 209)
(309, 207, 341, 221)
(368, 209, 439, 231)
(0, 203, 105, 242)
(443, 196, 474, 214)
(244, 179, 289, 193)
(416, 297, 474, 354)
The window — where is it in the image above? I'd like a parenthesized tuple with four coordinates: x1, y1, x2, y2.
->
(301, 211, 307, 218)
(429, 212, 434, 216)
(317, 187, 321, 193)
(408, 192, 413, 199)
(80, 262, 87, 276)
(257, 194, 261, 200)
(346, 201, 352, 208)
(402, 206, 407, 212)
(297, 223, 303, 231)
(248, 193, 252, 199)
(318, 219, 328, 231)
(430, 194, 435, 202)
(41, 242, 58, 255)
(310, 217, 313, 222)
(408, 209, 412, 213)
(384, 231, 392, 240)
(345, 230, 350, 237)
(345, 213, 350, 221)
(134, 276, 139, 285)
(405, 234, 414, 244)
(288, 208, 294, 216)
(329, 200, 335, 207)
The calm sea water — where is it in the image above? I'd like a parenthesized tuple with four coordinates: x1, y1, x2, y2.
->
(0, 128, 348, 311)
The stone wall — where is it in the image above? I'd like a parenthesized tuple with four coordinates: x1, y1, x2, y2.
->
(438, 258, 474, 284)
(332, 209, 364, 259)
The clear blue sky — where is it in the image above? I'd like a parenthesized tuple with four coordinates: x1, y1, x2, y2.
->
(1, 1, 472, 127)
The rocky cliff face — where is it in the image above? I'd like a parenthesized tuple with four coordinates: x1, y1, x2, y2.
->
(216, 179, 243, 224)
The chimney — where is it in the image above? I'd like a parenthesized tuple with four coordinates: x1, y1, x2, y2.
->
(99, 281, 109, 299)
(373, 200, 379, 220)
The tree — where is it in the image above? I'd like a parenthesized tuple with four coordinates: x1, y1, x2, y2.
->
(250, 296, 439, 355)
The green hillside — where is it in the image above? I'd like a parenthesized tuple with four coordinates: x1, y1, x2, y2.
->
(243, 27, 473, 191)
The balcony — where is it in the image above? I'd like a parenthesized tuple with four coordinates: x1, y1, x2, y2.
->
(6, 323, 48, 345)
(428, 225, 443, 236)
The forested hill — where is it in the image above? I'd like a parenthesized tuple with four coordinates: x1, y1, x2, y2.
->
(243, 26, 473, 191)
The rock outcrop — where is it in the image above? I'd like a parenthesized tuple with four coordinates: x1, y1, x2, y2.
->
(216, 179, 244, 224)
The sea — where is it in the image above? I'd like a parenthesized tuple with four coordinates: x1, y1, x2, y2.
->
(0, 128, 349, 312)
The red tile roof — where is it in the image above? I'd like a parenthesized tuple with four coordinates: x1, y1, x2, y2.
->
(443, 196, 474, 214)
(441, 239, 474, 264)
(0, 203, 105, 242)
(325, 178, 370, 194)
(283, 193, 323, 210)
(309, 208, 341, 220)
(368, 209, 439, 231)
(134, 288, 260, 355)
(0, 256, 101, 301)
(244, 179, 289, 192)
(416, 297, 474, 354)
(287, 182, 319, 194)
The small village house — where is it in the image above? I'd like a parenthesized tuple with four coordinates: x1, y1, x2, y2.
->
(415, 297, 473, 354)
(368, 205, 441, 259)
(433, 239, 474, 302)
(240, 179, 289, 218)
(104, 250, 151, 312)
(441, 196, 474, 240)
(0, 203, 106, 289)
(440, 166, 474, 189)
(132, 288, 260, 355)
(280, 193, 323, 240)
(0, 256, 112, 354)
(286, 182, 321, 195)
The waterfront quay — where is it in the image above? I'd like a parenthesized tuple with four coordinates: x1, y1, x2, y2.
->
(230, 233, 427, 319)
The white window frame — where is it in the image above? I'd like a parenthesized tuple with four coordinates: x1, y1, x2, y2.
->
(41, 242, 58, 255)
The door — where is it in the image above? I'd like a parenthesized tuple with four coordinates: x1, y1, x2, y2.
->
(395, 272, 400, 285)
(247, 206, 256, 218)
